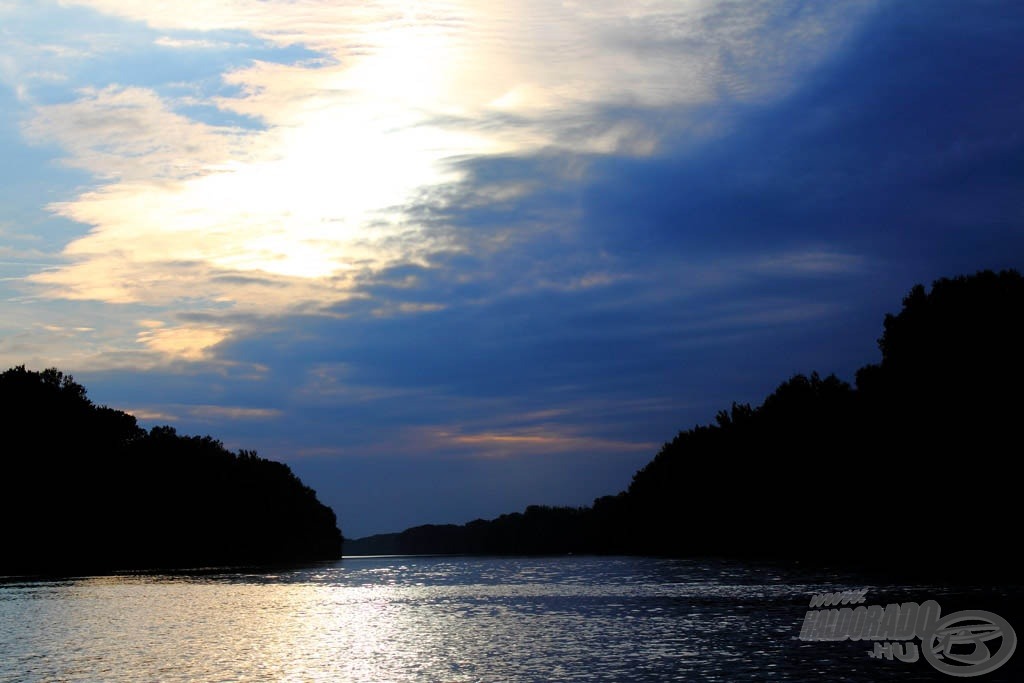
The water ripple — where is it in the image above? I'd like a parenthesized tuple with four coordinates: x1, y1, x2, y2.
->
(1, 556, 1018, 682)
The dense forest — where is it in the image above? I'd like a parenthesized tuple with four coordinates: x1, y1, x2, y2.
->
(0, 367, 342, 575)
(347, 268, 1022, 582)
(4, 268, 1018, 581)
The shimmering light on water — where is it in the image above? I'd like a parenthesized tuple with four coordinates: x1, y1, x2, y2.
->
(1, 556, 1019, 682)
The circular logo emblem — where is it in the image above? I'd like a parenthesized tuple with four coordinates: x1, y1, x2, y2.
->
(922, 610, 1016, 677)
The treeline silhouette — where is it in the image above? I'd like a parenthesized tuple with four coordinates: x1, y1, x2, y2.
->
(347, 268, 1021, 582)
(0, 367, 342, 575)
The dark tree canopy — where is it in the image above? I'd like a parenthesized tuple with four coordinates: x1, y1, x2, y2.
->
(348, 269, 1022, 582)
(622, 269, 1021, 579)
(5, 268, 1019, 582)
(0, 366, 342, 576)
(857, 269, 1024, 446)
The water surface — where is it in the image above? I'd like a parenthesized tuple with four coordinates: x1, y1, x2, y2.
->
(1, 556, 1019, 681)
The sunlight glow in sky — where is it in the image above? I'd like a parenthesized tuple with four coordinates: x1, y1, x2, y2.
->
(3, 0, 1022, 536)
(5, 0, 870, 362)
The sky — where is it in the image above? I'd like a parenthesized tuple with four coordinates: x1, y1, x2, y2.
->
(1, 0, 1022, 538)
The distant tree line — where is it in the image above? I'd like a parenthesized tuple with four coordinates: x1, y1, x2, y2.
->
(347, 269, 1022, 582)
(0, 367, 342, 576)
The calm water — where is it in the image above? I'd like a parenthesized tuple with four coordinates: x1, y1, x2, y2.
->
(1, 556, 1020, 682)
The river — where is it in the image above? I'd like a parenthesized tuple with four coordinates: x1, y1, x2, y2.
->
(1, 555, 1019, 681)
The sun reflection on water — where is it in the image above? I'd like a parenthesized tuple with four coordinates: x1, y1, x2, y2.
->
(2, 556, 985, 682)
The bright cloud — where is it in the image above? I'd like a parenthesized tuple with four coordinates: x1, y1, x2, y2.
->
(136, 322, 231, 361)
(24, 85, 248, 181)
(13, 0, 874, 364)
(154, 36, 247, 50)
(5, 0, 1019, 538)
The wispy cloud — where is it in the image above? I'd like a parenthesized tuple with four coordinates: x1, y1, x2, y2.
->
(13, 1, 874, 366)
(124, 408, 179, 422)
(430, 426, 657, 459)
(116, 403, 281, 425)
(5, 0, 1020, 537)
(24, 85, 251, 180)
(187, 404, 282, 420)
(136, 322, 231, 362)
(154, 36, 248, 50)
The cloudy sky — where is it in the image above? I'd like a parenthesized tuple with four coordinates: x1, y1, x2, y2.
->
(2, 1, 1022, 537)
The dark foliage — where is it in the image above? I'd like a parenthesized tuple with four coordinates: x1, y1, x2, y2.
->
(348, 269, 1022, 582)
(0, 367, 342, 576)
(345, 504, 603, 556)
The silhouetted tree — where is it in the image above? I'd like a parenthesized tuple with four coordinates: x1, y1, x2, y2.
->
(0, 367, 342, 576)
(347, 269, 1022, 582)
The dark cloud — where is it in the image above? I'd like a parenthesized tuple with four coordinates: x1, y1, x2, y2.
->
(71, 1, 1024, 537)
(581, 1, 1024, 269)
